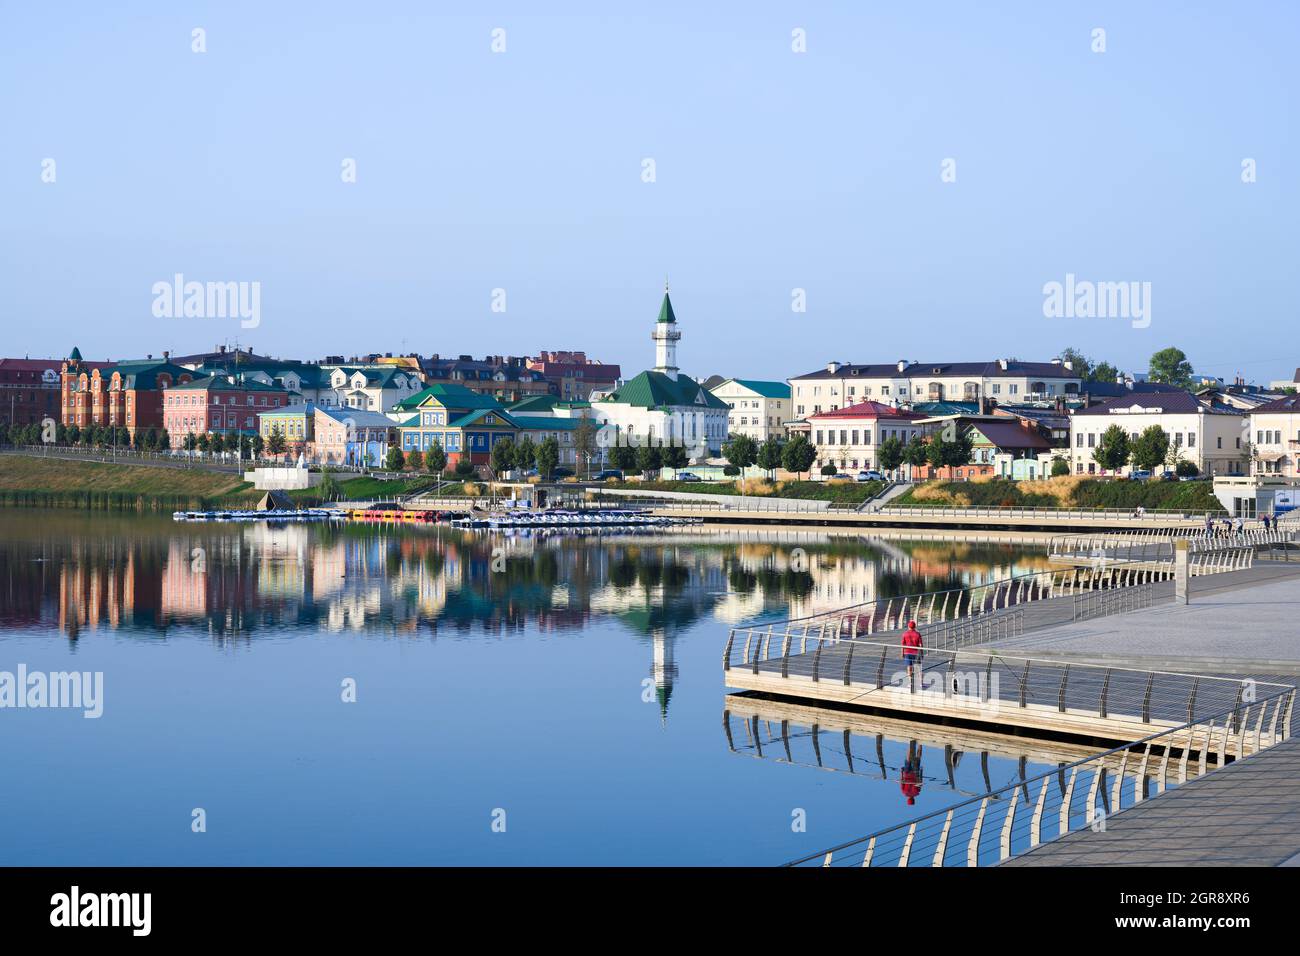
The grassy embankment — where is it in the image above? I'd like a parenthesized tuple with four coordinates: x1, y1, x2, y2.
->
(0, 456, 485, 511)
(614, 478, 887, 505)
(0, 455, 257, 511)
(892, 475, 1225, 513)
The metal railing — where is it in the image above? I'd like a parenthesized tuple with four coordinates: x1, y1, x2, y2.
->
(878, 503, 1211, 520)
(786, 686, 1295, 868)
(1072, 583, 1154, 621)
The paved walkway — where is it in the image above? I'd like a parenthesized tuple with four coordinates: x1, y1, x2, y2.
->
(1006, 736, 1300, 866)
(988, 564, 1300, 668)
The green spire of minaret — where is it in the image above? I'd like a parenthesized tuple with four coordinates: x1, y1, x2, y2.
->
(657, 279, 677, 325)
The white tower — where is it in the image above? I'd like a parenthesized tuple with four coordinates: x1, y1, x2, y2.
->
(651, 280, 681, 381)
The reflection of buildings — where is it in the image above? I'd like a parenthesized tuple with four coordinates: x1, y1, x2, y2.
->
(2, 515, 1050, 724)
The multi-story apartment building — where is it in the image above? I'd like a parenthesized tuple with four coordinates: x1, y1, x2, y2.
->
(0, 358, 63, 427)
(799, 401, 925, 475)
(322, 365, 423, 413)
(163, 374, 291, 446)
(1249, 394, 1300, 477)
(1069, 392, 1245, 477)
(526, 351, 621, 401)
(62, 348, 198, 440)
(708, 379, 791, 442)
(418, 354, 553, 404)
(789, 358, 1083, 418)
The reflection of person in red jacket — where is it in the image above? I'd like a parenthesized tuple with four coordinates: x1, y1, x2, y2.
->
(900, 741, 923, 806)
(901, 620, 923, 688)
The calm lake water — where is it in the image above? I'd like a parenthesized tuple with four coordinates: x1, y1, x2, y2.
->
(0, 509, 1065, 865)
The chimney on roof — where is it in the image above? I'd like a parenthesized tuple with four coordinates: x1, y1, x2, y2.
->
(163, 350, 170, 360)
(999, 358, 1009, 371)
(897, 360, 907, 373)
(147, 354, 152, 360)
(827, 361, 841, 374)
(219, 344, 226, 354)
(1062, 360, 1073, 371)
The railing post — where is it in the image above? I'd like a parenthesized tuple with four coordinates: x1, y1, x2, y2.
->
(1141, 672, 1155, 724)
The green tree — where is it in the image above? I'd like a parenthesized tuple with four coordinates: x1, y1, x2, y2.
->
(636, 442, 662, 478)
(1050, 456, 1070, 477)
(820, 463, 838, 477)
(781, 433, 816, 480)
(722, 434, 758, 474)
(1148, 347, 1194, 389)
(609, 444, 637, 473)
(926, 427, 974, 474)
(1058, 347, 1092, 380)
(197, 432, 212, 453)
(1129, 425, 1170, 472)
(573, 414, 597, 477)
(455, 456, 477, 478)
(266, 432, 286, 456)
(662, 443, 688, 473)
(536, 435, 560, 478)
(756, 436, 783, 479)
(1090, 361, 1121, 384)
(385, 446, 405, 471)
(1093, 424, 1131, 473)
(490, 437, 516, 475)
(250, 433, 264, 458)
(513, 435, 536, 472)
(877, 435, 905, 475)
(903, 435, 929, 470)
(318, 467, 341, 501)
(426, 440, 447, 474)
(66, 424, 81, 446)
(407, 448, 424, 471)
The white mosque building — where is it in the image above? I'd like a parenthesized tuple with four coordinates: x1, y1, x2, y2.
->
(592, 285, 730, 462)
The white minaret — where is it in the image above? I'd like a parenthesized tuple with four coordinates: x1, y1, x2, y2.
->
(651, 279, 681, 381)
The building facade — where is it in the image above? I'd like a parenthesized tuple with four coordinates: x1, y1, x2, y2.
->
(62, 348, 198, 440)
(709, 379, 791, 442)
(799, 401, 925, 475)
(526, 351, 621, 401)
(1069, 392, 1246, 477)
(789, 359, 1083, 419)
(1249, 395, 1300, 477)
(164, 375, 291, 446)
(0, 358, 63, 428)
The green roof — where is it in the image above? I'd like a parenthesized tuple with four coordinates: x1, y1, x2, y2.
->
(393, 383, 502, 412)
(447, 408, 516, 428)
(600, 370, 728, 410)
(68, 346, 82, 361)
(170, 374, 284, 392)
(506, 395, 559, 413)
(512, 415, 581, 431)
(719, 378, 790, 400)
(657, 291, 677, 325)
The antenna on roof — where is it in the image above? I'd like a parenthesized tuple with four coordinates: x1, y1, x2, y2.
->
(664, 275, 670, 293)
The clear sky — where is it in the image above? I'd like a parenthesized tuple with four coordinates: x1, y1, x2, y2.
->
(2, 2, 1295, 383)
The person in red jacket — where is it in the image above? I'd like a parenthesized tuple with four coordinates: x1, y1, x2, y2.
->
(901, 619, 923, 688)
(900, 741, 923, 806)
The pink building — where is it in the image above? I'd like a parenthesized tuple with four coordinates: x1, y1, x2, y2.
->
(164, 374, 290, 446)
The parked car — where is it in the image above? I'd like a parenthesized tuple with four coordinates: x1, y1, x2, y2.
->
(593, 469, 623, 481)
(856, 470, 885, 482)
(676, 472, 703, 482)
(1128, 470, 1152, 481)
(1158, 471, 1178, 482)
(552, 467, 574, 478)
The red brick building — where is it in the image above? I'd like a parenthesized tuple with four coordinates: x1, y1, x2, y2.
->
(61, 347, 195, 440)
(526, 351, 621, 401)
(163, 374, 291, 447)
(0, 358, 63, 427)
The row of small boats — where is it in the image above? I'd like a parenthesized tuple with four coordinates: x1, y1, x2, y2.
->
(173, 509, 344, 522)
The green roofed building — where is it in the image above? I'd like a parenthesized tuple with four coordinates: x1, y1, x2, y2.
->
(708, 378, 792, 442)
(591, 286, 729, 460)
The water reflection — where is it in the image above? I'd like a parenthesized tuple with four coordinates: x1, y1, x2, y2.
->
(724, 696, 1103, 811)
(0, 512, 1049, 726)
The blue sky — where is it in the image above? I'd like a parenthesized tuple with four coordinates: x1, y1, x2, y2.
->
(1, 2, 1295, 383)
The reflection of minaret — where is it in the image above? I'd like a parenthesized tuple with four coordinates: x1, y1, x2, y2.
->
(650, 627, 678, 727)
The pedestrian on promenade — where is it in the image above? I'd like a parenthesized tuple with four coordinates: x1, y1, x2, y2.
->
(900, 741, 923, 806)
(1235, 516, 1244, 534)
(901, 619, 923, 688)
(1204, 513, 1214, 535)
